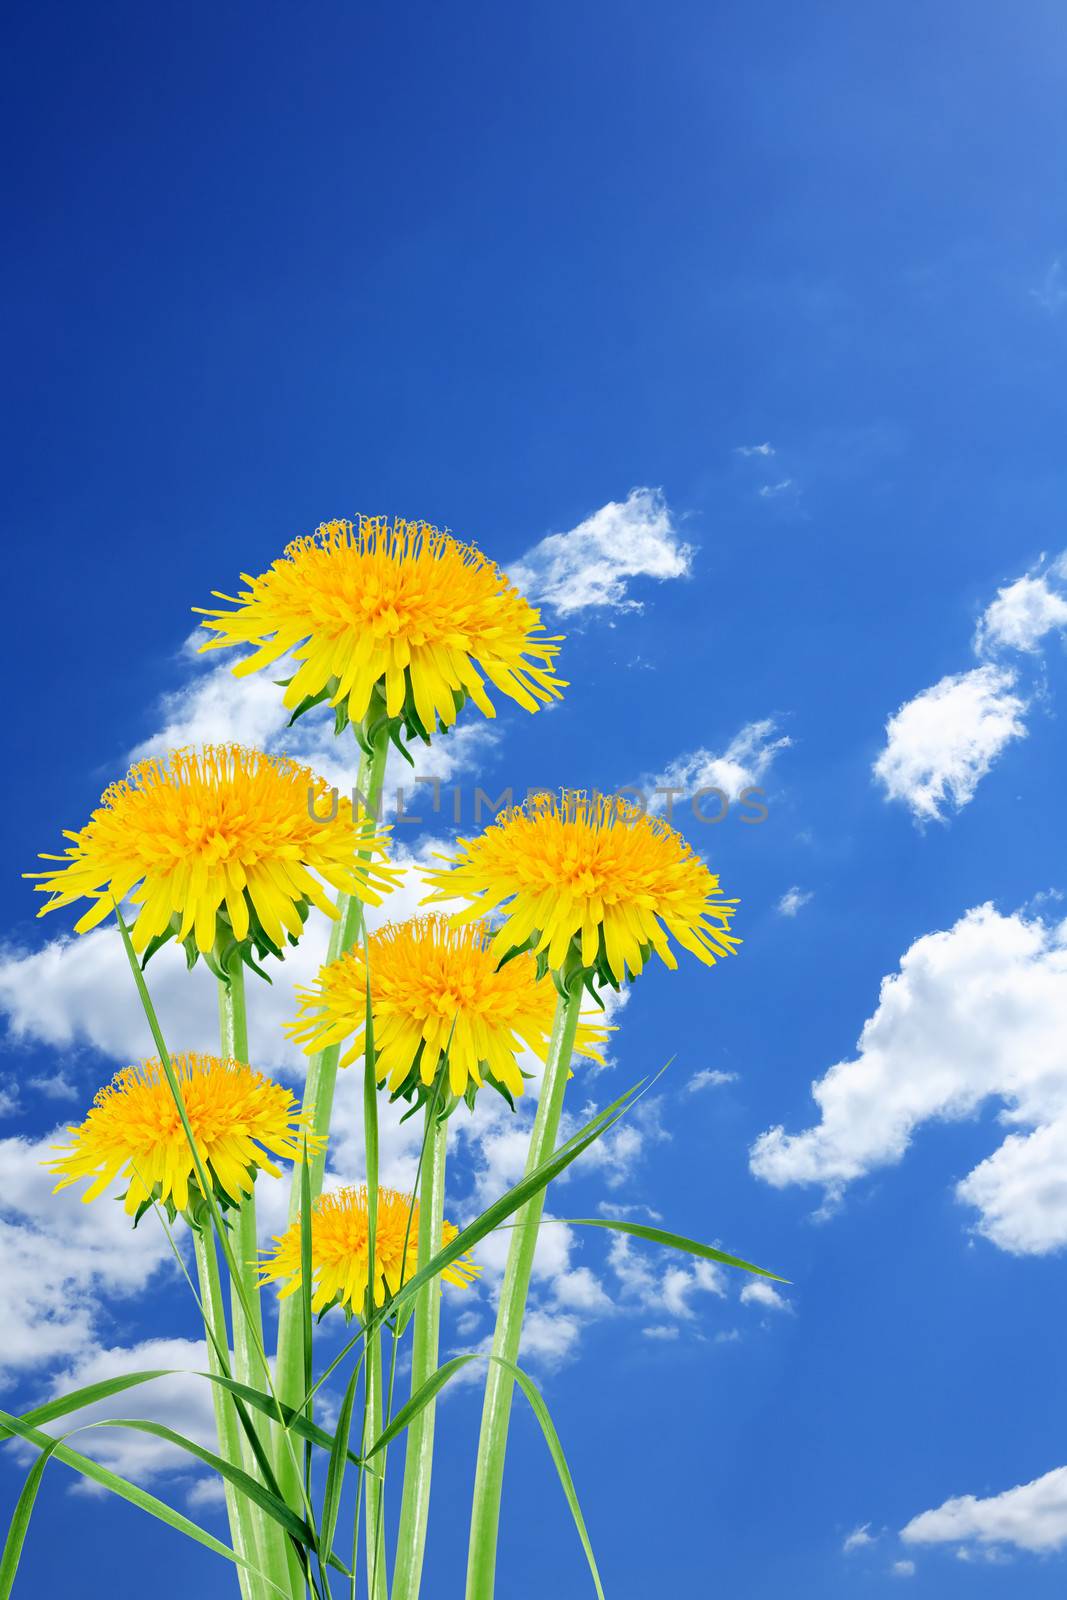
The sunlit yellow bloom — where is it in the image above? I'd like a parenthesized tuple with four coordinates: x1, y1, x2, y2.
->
(47, 1054, 319, 1218)
(195, 517, 565, 737)
(260, 1184, 479, 1316)
(287, 914, 608, 1102)
(423, 791, 740, 983)
(27, 744, 399, 960)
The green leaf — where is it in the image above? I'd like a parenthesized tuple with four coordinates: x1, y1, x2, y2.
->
(501, 1358, 605, 1600)
(18, 1369, 361, 1467)
(299, 1144, 314, 1500)
(365, 1356, 605, 1599)
(0, 1435, 62, 1598)
(0, 1408, 289, 1597)
(85, 1418, 314, 1547)
(364, 1355, 470, 1458)
(563, 1220, 788, 1283)
(19, 1370, 172, 1429)
(320, 1354, 363, 1563)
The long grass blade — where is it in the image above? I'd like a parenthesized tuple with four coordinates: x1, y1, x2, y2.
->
(549, 1219, 787, 1282)
(80, 1418, 314, 1545)
(321, 1356, 364, 1564)
(365, 1356, 604, 1598)
(0, 1436, 62, 1598)
(18, 1370, 362, 1465)
(0, 1408, 289, 1596)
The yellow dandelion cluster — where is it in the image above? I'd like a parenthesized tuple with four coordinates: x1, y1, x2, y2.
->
(195, 517, 565, 740)
(259, 1184, 479, 1317)
(288, 914, 608, 1105)
(423, 790, 741, 984)
(48, 1054, 319, 1219)
(27, 744, 399, 966)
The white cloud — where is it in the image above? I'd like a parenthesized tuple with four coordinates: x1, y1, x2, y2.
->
(507, 488, 693, 615)
(739, 1280, 791, 1314)
(735, 443, 775, 458)
(891, 1559, 916, 1577)
(639, 718, 791, 814)
(757, 479, 794, 499)
(872, 665, 1027, 823)
(27, 1072, 79, 1102)
(777, 887, 812, 918)
(642, 1325, 680, 1340)
(608, 1232, 725, 1322)
(843, 1523, 875, 1553)
(975, 566, 1067, 656)
(750, 903, 1067, 1255)
(0, 1134, 175, 1384)
(1031, 259, 1067, 315)
(902, 1466, 1067, 1555)
(687, 1069, 738, 1093)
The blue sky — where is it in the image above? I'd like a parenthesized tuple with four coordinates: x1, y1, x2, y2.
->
(4, 1, 1067, 1594)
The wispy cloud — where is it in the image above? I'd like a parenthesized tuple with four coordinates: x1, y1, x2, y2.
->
(507, 488, 693, 616)
(776, 887, 812, 918)
(735, 442, 775, 458)
(687, 1068, 738, 1093)
(1030, 258, 1067, 315)
(638, 718, 792, 813)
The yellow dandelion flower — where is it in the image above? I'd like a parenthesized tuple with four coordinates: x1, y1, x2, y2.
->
(423, 791, 741, 985)
(47, 1054, 320, 1220)
(260, 1184, 479, 1317)
(287, 914, 608, 1106)
(27, 744, 400, 969)
(195, 517, 565, 742)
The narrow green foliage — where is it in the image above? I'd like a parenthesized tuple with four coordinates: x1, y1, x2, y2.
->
(0, 1408, 289, 1597)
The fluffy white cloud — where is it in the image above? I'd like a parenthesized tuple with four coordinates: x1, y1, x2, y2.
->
(891, 1560, 916, 1577)
(750, 903, 1067, 1254)
(507, 488, 693, 615)
(872, 666, 1027, 823)
(842, 1524, 875, 1553)
(902, 1466, 1067, 1555)
(639, 718, 791, 815)
(739, 1280, 791, 1314)
(776, 887, 812, 918)
(0, 1134, 175, 1384)
(975, 569, 1067, 655)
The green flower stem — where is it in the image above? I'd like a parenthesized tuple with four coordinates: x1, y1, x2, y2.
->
(465, 980, 584, 1600)
(218, 953, 289, 1595)
(391, 1103, 449, 1600)
(192, 1222, 261, 1600)
(363, 1333, 390, 1600)
(273, 729, 390, 1581)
